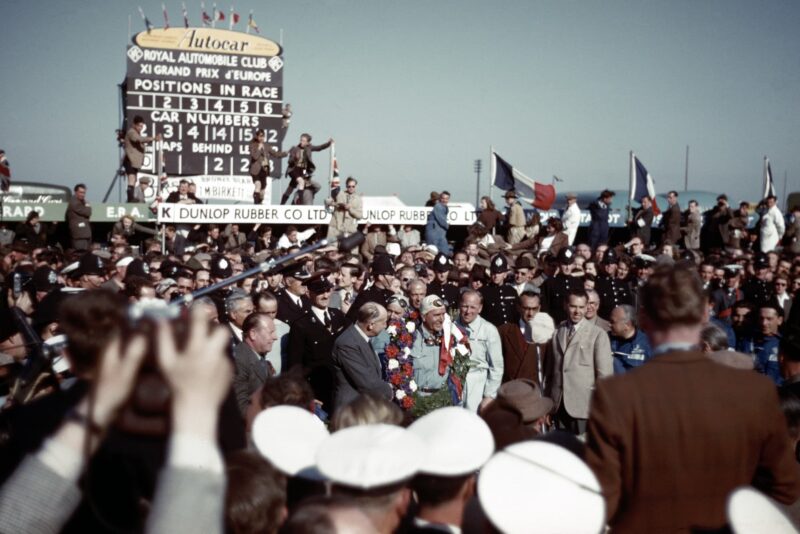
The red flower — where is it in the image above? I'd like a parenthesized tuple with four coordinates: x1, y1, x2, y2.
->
(390, 374, 402, 386)
(385, 345, 400, 358)
(402, 363, 413, 375)
(402, 396, 414, 409)
(401, 333, 413, 345)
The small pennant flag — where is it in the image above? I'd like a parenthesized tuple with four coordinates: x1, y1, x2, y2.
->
(229, 6, 240, 29)
(763, 157, 776, 199)
(181, 2, 189, 27)
(247, 11, 260, 34)
(630, 154, 660, 215)
(213, 3, 225, 24)
(201, 2, 211, 25)
(138, 6, 153, 33)
(162, 3, 170, 29)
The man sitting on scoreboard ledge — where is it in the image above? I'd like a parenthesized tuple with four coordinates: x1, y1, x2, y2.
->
(280, 133, 333, 206)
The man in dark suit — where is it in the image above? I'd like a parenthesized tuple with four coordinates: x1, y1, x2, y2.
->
(67, 183, 92, 250)
(280, 133, 333, 205)
(233, 312, 278, 415)
(164, 179, 200, 204)
(661, 190, 682, 246)
(498, 290, 553, 387)
(585, 265, 800, 533)
(275, 263, 311, 325)
(629, 195, 655, 246)
(287, 273, 347, 413)
(331, 302, 392, 413)
(588, 189, 615, 250)
(346, 254, 396, 323)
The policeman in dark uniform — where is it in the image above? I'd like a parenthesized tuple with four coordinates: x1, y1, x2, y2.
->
(540, 247, 580, 325)
(479, 253, 519, 327)
(629, 254, 656, 313)
(743, 255, 773, 308)
(711, 265, 744, 324)
(346, 254, 396, 322)
(427, 252, 460, 310)
(207, 255, 236, 322)
(595, 249, 634, 320)
(274, 262, 311, 325)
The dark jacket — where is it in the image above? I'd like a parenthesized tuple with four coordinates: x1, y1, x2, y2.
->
(588, 199, 610, 248)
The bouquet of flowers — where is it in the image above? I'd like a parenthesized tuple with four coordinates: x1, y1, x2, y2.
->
(383, 318, 418, 410)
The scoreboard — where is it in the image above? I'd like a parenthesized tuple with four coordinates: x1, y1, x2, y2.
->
(123, 27, 285, 191)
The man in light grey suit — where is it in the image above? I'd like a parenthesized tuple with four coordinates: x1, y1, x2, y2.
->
(547, 288, 613, 435)
(331, 302, 392, 413)
(233, 312, 278, 415)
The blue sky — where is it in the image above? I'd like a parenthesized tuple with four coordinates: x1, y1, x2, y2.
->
(2, 0, 799, 205)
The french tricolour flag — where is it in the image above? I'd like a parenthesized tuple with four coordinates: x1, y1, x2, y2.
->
(491, 150, 556, 209)
(630, 153, 660, 215)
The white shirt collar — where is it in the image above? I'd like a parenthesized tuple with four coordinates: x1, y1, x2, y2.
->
(354, 324, 370, 343)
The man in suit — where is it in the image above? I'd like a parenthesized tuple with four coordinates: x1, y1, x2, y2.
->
(325, 176, 363, 241)
(225, 290, 255, 347)
(425, 191, 451, 255)
(660, 190, 682, 246)
(682, 199, 702, 251)
(123, 115, 161, 202)
(629, 196, 655, 246)
(346, 254, 396, 323)
(547, 288, 613, 434)
(585, 289, 610, 332)
(503, 190, 526, 245)
(233, 312, 278, 415)
(287, 273, 347, 414)
(280, 132, 333, 205)
(585, 265, 800, 532)
(67, 183, 92, 250)
(588, 189, 615, 250)
(498, 290, 553, 387)
(275, 263, 311, 325)
(164, 179, 200, 204)
(331, 302, 392, 412)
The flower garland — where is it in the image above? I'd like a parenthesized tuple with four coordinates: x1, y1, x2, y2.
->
(383, 318, 418, 410)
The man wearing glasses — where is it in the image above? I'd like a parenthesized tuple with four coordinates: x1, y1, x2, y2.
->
(326, 176, 363, 242)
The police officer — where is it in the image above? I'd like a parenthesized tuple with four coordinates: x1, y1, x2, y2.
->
(427, 252, 460, 310)
(711, 265, 744, 324)
(479, 254, 519, 327)
(608, 304, 652, 374)
(540, 247, 580, 325)
(346, 254, 396, 323)
(743, 255, 773, 308)
(595, 248, 633, 320)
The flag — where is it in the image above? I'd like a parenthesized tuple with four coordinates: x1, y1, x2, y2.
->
(181, 2, 189, 27)
(763, 157, 776, 199)
(201, 2, 211, 25)
(162, 3, 170, 29)
(247, 11, 260, 34)
(533, 182, 556, 210)
(0, 158, 10, 192)
(491, 151, 537, 202)
(229, 6, 240, 29)
(138, 6, 153, 33)
(630, 154, 660, 215)
(213, 3, 225, 24)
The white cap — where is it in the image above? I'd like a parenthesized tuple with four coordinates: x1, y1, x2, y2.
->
(385, 242, 401, 257)
(407, 407, 494, 476)
(531, 312, 555, 344)
(727, 487, 797, 534)
(317, 424, 425, 490)
(478, 441, 605, 534)
(116, 256, 134, 268)
(61, 261, 80, 275)
(252, 406, 329, 479)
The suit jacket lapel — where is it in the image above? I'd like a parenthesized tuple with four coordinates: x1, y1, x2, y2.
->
(247, 344, 268, 382)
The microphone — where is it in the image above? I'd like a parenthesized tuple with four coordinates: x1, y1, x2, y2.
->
(337, 232, 366, 251)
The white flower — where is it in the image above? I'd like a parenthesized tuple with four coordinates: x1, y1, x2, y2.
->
(406, 322, 416, 333)
(455, 343, 469, 356)
(408, 380, 418, 392)
(387, 325, 397, 336)
(387, 359, 400, 370)
(403, 347, 411, 356)
(395, 389, 407, 400)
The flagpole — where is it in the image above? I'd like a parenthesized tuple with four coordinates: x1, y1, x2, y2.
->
(489, 145, 495, 207)
(783, 170, 789, 211)
(684, 145, 689, 191)
(627, 151, 634, 222)
(763, 156, 768, 199)
(329, 142, 335, 195)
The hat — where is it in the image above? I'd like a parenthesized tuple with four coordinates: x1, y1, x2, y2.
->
(252, 406, 330, 479)
(184, 257, 204, 272)
(754, 254, 770, 270)
(557, 247, 576, 265)
(385, 242, 401, 257)
(478, 441, 605, 534)
(497, 380, 554, 424)
(420, 295, 447, 316)
(116, 256, 135, 269)
(601, 248, 619, 265)
(504, 190, 518, 199)
(156, 278, 177, 297)
(414, 263, 429, 278)
(723, 264, 744, 277)
(159, 259, 182, 280)
(470, 264, 488, 282)
(32, 290, 68, 329)
(530, 312, 555, 344)
(316, 424, 425, 490)
(432, 252, 451, 273)
(125, 258, 150, 279)
(727, 487, 797, 534)
(138, 176, 151, 184)
(77, 252, 106, 277)
(194, 252, 212, 262)
(633, 254, 656, 269)
(515, 256, 535, 270)
(371, 254, 395, 276)
(490, 254, 509, 274)
(210, 256, 233, 278)
(32, 266, 60, 292)
(407, 407, 494, 476)
(304, 272, 334, 294)
(565, 192, 577, 200)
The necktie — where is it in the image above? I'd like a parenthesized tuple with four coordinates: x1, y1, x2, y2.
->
(568, 323, 577, 342)
(324, 310, 332, 330)
(260, 356, 275, 377)
(344, 291, 351, 304)
(523, 322, 534, 343)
